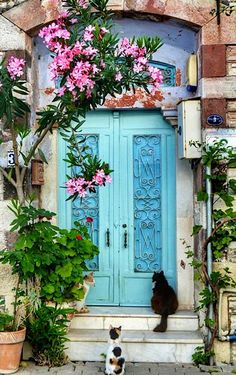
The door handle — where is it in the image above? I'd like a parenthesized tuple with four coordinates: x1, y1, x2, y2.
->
(106, 228, 110, 247)
(122, 224, 128, 248)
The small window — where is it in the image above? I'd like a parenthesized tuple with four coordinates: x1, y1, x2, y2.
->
(149, 61, 176, 87)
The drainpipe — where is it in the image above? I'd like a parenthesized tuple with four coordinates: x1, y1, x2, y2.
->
(206, 164, 213, 353)
(218, 288, 236, 342)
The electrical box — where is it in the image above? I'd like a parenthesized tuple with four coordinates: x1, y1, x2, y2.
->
(177, 99, 201, 159)
(31, 159, 44, 185)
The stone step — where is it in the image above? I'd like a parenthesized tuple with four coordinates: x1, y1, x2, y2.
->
(66, 329, 203, 363)
(70, 307, 199, 331)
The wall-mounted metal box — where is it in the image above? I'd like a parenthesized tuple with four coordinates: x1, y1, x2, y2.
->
(177, 99, 201, 159)
(31, 159, 44, 185)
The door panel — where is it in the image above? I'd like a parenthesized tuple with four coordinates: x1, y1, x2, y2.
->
(119, 112, 176, 305)
(58, 110, 176, 306)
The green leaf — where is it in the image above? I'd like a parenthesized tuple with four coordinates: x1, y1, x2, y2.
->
(55, 263, 73, 278)
(191, 225, 203, 236)
(197, 191, 208, 202)
(43, 284, 55, 294)
(38, 148, 48, 164)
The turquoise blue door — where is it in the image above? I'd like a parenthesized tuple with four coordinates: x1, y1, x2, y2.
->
(58, 110, 176, 306)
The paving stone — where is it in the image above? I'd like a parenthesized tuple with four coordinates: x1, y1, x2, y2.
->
(14, 362, 236, 375)
(220, 366, 236, 372)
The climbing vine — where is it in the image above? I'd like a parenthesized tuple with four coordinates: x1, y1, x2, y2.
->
(185, 139, 236, 364)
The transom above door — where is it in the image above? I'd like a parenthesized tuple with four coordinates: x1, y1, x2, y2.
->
(58, 110, 176, 306)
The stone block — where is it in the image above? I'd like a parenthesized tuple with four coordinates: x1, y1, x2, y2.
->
(227, 100, 236, 111)
(201, 45, 226, 78)
(227, 62, 236, 76)
(227, 46, 236, 64)
(107, 0, 123, 10)
(3, 0, 58, 34)
(201, 77, 236, 99)
(201, 98, 227, 128)
(226, 111, 236, 127)
(0, 15, 28, 50)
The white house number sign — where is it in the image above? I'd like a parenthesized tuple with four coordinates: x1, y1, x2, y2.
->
(7, 150, 15, 167)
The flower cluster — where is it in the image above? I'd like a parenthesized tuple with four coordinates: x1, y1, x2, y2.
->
(66, 169, 112, 198)
(38, 2, 163, 101)
(7, 56, 25, 80)
(117, 37, 163, 92)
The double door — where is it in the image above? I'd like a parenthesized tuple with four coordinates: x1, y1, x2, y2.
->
(58, 110, 176, 306)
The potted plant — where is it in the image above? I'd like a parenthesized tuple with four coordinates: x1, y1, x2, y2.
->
(0, 298, 26, 374)
(0, 198, 99, 368)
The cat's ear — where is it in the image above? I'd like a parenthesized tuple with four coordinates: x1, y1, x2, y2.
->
(160, 270, 164, 275)
(91, 272, 94, 276)
(118, 326, 122, 330)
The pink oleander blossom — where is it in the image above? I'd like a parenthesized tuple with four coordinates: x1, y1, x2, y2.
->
(65, 178, 77, 194)
(66, 170, 112, 198)
(148, 65, 163, 93)
(77, 0, 89, 8)
(115, 72, 122, 81)
(7, 56, 25, 80)
(70, 18, 78, 24)
(57, 86, 66, 96)
(105, 175, 112, 184)
(100, 27, 109, 34)
(84, 25, 95, 42)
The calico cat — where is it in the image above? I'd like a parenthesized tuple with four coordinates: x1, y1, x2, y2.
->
(75, 272, 95, 313)
(151, 271, 178, 332)
(105, 325, 125, 375)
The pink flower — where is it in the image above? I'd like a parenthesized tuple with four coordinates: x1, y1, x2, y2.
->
(57, 86, 66, 96)
(66, 179, 76, 194)
(133, 63, 144, 73)
(76, 235, 83, 240)
(7, 56, 25, 80)
(70, 18, 78, 24)
(105, 175, 112, 184)
(77, 0, 89, 8)
(115, 72, 122, 81)
(93, 169, 106, 186)
(58, 10, 69, 18)
(84, 25, 95, 42)
(100, 27, 109, 34)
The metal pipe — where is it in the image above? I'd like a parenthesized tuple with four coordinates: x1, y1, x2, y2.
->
(206, 164, 213, 351)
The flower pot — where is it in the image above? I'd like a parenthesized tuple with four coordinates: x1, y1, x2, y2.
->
(0, 326, 26, 374)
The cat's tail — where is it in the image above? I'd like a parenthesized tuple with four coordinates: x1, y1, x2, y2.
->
(153, 313, 168, 332)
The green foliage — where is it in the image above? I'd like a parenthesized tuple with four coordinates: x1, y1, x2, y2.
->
(26, 304, 73, 367)
(186, 139, 236, 363)
(0, 60, 30, 126)
(0, 312, 14, 332)
(197, 191, 208, 202)
(192, 346, 214, 366)
(0, 201, 98, 303)
(192, 225, 203, 236)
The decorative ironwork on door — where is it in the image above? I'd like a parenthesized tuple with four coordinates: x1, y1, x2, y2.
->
(72, 134, 99, 270)
(133, 135, 162, 272)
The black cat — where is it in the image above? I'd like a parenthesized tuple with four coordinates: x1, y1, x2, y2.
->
(151, 271, 178, 332)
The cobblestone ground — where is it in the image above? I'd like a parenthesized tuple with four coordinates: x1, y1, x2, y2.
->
(16, 362, 236, 375)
